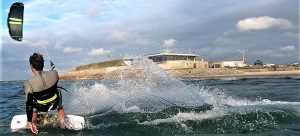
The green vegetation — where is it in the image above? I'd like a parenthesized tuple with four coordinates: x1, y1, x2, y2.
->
(254, 60, 263, 66)
(74, 59, 126, 71)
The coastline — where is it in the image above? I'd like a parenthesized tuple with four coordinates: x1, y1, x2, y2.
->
(179, 70, 300, 80)
(59, 67, 300, 80)
(173, 68, 300, 78)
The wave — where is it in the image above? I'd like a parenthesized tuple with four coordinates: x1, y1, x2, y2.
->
(138, 89, 300, 133)
(81, 102, 300, 134)
(64, 57, 205, 115)
(60, 57, 300, 134)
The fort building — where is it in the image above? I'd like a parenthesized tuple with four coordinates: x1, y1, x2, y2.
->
(147, 52, 208, 70)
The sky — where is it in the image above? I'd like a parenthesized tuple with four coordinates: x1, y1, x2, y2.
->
(0, 0, 299, 81)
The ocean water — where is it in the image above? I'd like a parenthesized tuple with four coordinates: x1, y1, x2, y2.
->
(0, 58, 300, 135)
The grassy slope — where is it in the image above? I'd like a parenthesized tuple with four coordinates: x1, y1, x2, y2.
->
(73, 59, 126, 71)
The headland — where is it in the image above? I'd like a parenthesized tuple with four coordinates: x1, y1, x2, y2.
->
(59, 60, 300, 80)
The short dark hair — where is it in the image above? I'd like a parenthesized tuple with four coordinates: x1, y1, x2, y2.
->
(29, 53, 44, 71)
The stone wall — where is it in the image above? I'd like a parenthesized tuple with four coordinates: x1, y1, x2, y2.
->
(158, 60, 208, 69)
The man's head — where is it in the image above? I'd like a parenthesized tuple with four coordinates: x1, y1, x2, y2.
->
(29, 53, 44, 71)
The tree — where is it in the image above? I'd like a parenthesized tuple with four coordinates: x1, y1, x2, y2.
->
(254, 60, 263, 66)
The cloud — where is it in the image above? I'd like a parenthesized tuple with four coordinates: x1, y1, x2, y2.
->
(108, 30, 151, 46)
(162, 38, 176, 48)
(88, 48, 111, 56)
(280, 45, 296, 52)
(251, 49, 285, 58)
(214, 36, 238, 46)
(109, 31, 131, 42)
(63, 46, 83, 53)
(88, 1, 103, 18)
(23, 39, 50, 47)
(236, 16, 294, 31)
(282, 32, 299, 39)
(2, 0, 299, 80)
(54, 41, 63, 49)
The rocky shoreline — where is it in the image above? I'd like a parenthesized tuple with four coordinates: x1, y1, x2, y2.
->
(59, 66, 300, 80)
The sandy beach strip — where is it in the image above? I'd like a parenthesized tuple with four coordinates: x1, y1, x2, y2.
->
(179, 70, 300, 79)
(59, 66, 300, 80)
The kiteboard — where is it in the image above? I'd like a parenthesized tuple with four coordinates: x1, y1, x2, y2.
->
(11, 114, 85, 131)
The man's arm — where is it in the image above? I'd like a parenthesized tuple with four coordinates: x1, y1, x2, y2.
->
(23, 81, 34, 122)
(26, 93, 34, 122)
(24, 82, 38, 134)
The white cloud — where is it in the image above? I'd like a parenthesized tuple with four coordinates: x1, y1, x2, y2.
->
(236, 16, 294, 31)
(109, 31, 130, 41)
(162, 38, 176, 48)
(280, 45, 296, 52)
(20, 39, 50, 47)
(63, 46, 83, 53)
(88, 48, 110, 56)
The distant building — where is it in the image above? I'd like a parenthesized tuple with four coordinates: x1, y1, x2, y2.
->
(147, 52, 208, 69)
(211, 61, 245, 68)
(292, 63, 300, 67)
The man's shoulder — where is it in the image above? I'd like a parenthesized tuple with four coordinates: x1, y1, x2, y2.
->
(23, 80, 29, 86)
(44, 70, 59, 80)
(47, 70, 58, 75)
(24, 76, 34, 86)
(24, 70, 58, 84)
(41, 70, 58, 76)
(23, 79, 32, 92)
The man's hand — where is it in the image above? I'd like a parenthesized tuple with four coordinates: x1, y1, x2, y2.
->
(28, 122, 38, 134)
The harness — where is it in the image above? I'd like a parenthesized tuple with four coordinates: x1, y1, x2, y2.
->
(37, 94, 58, 105)
(26, 73, 68, 112)
(32, 82, 60, 112)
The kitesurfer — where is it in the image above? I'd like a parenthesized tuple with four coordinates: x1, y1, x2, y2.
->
(23, 53, 65, 134)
